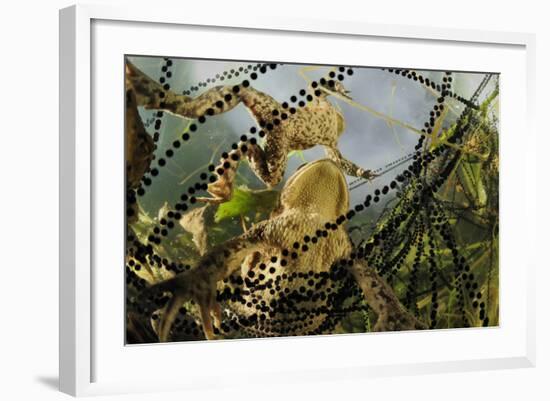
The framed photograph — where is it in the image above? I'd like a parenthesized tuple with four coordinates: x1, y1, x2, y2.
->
(59, 4, 536, 396)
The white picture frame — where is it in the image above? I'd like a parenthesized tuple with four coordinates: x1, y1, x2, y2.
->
(59, 3, 536, 397)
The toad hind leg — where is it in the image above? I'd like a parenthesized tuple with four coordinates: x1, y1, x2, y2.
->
(127, 60, 281, 121)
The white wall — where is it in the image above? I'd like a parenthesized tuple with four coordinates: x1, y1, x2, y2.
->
(0, 0, 547, 400)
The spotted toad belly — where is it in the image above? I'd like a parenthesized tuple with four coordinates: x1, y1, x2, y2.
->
(218, 216, 353, 337)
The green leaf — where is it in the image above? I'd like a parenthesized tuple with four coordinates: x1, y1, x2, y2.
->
(214, 186, 279, 223)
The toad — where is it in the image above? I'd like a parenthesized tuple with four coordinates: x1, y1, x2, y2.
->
(126, 60, 376, 203)
(146, 159, 423, 341)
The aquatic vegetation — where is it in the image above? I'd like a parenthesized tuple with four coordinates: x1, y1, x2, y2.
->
(124, 57, 499, 343)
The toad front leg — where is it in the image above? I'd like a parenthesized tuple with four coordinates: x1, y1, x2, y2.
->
(152, 275, 219, 341)
(198, 136, 288, 203)
(146, 219, 282, 341)
(197, 138, 288, 203)
(325, 147, 377, 180)
(147, 212, 304, 341)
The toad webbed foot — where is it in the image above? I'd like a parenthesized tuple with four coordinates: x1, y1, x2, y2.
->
(147, 269, 222, 341)
(358, 168, 379, 181)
